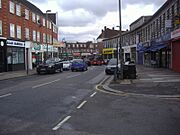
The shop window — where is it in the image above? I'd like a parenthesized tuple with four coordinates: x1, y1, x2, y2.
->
(25, 28, 29, 40)
(33, 30, 36, 41)
(7, 47, 24, 64)
(16, 4, 21, 16)
(9, 1, 15, 14)
(10, 23, 15, 38)
(16, 25, 21, 39)
(0, 20, 2, 35)
(25, 9, 29, 20)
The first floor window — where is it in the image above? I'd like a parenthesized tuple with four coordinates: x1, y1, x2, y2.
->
(25, 9, 29, 20)
(0, 20, 2, 35)
(37, 31, 40, 42)
(25, 28, 29, 39)
(43, 33, 46, 43)
(16, 25, 21, 39)
(10, 23, 15, 37)
(33, 30, 36, 41)
(0, 0, 2, 8)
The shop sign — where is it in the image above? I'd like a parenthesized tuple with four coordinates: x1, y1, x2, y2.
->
(73, 52, 81, 56)
(171, 28, 180, 39)
(7, 40, 25, 47)
(123, 47, 130, 53)
(102, 48, 114, 54)
(34, 43, 41, 50)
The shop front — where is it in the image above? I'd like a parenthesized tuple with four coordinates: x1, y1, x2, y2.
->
(6, 39, 25, 71)
(0, 37, 7, 72)
(102, 48, 115, 59)
(171, 28, 180, 72)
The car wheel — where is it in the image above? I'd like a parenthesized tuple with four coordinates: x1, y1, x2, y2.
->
(37, 71, 41, 75)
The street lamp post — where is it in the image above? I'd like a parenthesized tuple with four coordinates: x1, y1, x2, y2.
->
(46, 10, 51, 60)
(118, 0, 123, 79)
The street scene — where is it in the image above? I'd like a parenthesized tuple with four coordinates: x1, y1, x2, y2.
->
(0, 0, 180, 135)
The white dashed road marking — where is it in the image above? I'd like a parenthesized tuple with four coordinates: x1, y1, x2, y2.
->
(52, 116, 71, 131)
(0, 93, 12, 99)
(32, 79, 61, 89)
(77, 100, 87, 109)
(90, 92, 97, 97)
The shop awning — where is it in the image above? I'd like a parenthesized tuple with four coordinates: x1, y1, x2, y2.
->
(149, 44, 167, 52)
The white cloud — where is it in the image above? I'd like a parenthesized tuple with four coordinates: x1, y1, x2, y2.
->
(29, 0, 166, 42)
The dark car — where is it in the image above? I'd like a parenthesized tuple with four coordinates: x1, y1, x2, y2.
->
(105, 58, 120, 75)
(71, 59, 88, 72)
(36, 58, 63, 74)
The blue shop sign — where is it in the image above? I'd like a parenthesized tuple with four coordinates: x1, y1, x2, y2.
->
(152, 33, 171, 45)
(7, 40, 25, 47)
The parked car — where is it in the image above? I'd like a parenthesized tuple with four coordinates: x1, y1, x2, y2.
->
(105, 58, 120, 75)
(62, 61, 72, 70)
(90, 58, 104, 66)
(36, 58, 63, 74)
(71, 59, 88, 71)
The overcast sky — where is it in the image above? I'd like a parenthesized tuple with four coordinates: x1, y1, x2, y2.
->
(29, 0, 166, 42)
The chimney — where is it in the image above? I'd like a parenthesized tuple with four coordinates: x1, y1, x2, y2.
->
(104, 26, 107, 30)
(102, 29, 104, 33)
(112, 27, 114, 30)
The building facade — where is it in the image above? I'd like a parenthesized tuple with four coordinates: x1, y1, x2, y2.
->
(102, 0, 180, 72)
(0, 0, 59, 72)
(61, 41, 99, 59)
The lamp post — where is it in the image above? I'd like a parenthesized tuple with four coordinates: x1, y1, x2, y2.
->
(46, 10, 51, 60)
(118, 0, 123, 79)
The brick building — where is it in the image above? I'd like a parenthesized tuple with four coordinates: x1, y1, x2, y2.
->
(0, 0, 58, 72)
(62, 41, 98, 59)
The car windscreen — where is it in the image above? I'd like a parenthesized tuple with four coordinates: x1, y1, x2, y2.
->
(73, 59, 83, 64)
(108, 59, 117, 65)
(45, 59, 55, 64)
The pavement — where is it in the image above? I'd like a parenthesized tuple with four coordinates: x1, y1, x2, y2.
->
(0, 68, 36, 81)
(107, 65, 180, 96)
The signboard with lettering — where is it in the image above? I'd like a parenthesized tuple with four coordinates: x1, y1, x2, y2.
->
(102, 48, 114, 54)
(7, 40, 25, 47)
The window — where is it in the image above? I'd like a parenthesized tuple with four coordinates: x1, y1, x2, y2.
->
(9, 1, 15, 14)
(50, 35, 52, 44)
(10, 23, 15, 37)
(0, 20, 2, 35)
(33, 30, 36, 41)
(25, 9, 29, 20)
(37, 31, 40, 42)
(0, 0, 1, 8)
(16, 25, 21, 39)
(37, 15, 40, 24)
(25, 28, 29, 39)
(47, 20, 49, 28)
(32, 13, 36, 22)
(43, 18, 45, 26)
(43, 33, 46, 43)
(16, 4, 21, 16)
(49, 22, 52, 29)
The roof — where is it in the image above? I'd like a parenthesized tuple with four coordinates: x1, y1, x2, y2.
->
(97, 28, 119, 40)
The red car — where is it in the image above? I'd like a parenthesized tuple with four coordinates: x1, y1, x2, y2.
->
(90, 59, 104, 65)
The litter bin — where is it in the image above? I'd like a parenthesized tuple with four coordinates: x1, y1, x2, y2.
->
(123, 64, 136, 79)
